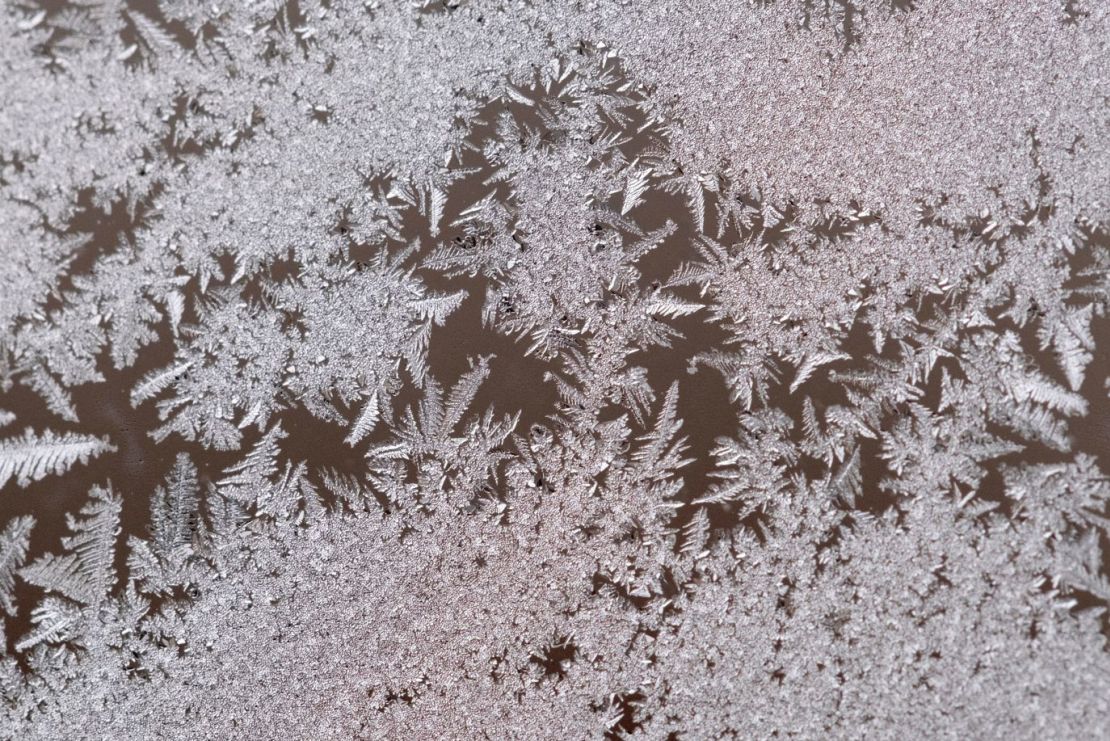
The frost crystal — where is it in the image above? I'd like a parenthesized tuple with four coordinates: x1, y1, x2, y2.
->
(1, 0, 1109, 737)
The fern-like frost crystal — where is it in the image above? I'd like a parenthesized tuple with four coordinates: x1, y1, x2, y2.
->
(0, 430, 115, 490)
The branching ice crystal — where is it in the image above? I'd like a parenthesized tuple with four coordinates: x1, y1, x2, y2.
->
(1, 0, 1109, 738)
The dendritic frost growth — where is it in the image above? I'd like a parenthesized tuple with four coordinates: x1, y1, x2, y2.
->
(1, 0, 1109, 737)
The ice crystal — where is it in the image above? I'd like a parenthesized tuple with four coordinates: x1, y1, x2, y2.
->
(1, 0, 1109, 737)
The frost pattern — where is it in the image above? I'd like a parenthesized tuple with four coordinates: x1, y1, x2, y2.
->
(1, 0, 1110, 738)
(0, 430, 114, 490)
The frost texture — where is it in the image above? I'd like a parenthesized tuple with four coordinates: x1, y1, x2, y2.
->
(0, 430, 114, 490)
(1, 0, 1110, 738)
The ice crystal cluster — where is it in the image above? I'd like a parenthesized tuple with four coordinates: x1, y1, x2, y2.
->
(1, 0, 1109, 737)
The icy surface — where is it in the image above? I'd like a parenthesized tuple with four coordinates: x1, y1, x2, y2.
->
(1, 1, 1110, 737)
